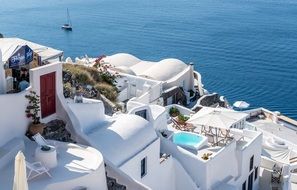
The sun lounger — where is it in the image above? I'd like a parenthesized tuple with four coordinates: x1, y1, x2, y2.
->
(32, 133, 49, 147)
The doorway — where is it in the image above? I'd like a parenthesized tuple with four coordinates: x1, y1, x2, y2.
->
(40, 72, 56, 118)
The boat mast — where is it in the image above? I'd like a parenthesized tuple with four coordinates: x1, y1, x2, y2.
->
(67, 8, 72, 26)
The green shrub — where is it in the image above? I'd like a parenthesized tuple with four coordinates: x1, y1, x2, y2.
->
(169, 107, 180, 117)
(178, 114, 189, 122)
(94, 83, 118, 102)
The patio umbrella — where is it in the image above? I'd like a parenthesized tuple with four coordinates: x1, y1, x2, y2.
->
(13, 151, 28, 190)
(187, 107, 248, 129)
(233, 101, 250, 109)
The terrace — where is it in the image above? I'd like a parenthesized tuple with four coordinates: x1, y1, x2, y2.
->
(0, 137, 107, 190)
(246, 108, 297, 146)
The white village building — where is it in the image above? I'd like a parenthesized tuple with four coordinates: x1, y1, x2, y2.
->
(0, 41, 108, 190)
(1, 38, 297, 190)
(99, 53, 205, 110)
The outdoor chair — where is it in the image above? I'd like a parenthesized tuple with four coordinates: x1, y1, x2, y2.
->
(201, 126, 212, 135)
(32, 133, 49, 147)
(33, 133, 58, 154)
(171, 117, 194, 132)
(271, 164, 282, 184)
(26, 161, 52, 180)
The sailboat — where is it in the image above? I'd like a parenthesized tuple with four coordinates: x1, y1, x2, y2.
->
(62, 8, 72, 31)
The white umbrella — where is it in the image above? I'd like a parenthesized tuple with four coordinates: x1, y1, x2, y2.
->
(187, 107, 248, 129)
(13, 151, 28, 190)
(233, 101, 250, 109)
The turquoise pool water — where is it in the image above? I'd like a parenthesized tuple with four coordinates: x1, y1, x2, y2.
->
(173, 132, 204, 148)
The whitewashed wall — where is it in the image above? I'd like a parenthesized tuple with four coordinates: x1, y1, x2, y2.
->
(172, 157, 199, 190)
(160, 137, 243, 190)
(67, 100, 106, 134)
(0, 90, 30, 146)
(231, 130, 262, 190)
(116, 74, 162, 102)
(206, 141, 238, 189)
(44, 158, 107, 190)
(30, 62, 63, 122)
(120, 139, 175, 190)
(163, 66, 194, 92)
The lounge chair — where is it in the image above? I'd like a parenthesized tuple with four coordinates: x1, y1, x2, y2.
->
(271, 164, 282, 184)
(26, 161, 52, 180)
(171, 117, 193, 131)
(32, 133, 48, 147)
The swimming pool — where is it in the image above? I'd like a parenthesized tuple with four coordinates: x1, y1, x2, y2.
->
(172, 132, 208, 150)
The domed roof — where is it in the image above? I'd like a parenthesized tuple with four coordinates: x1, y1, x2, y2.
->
(103, 53, 141, 67)
(87, 114, 158, 166)
(140, 58, 188, 81)
(113, 66, 136, 75)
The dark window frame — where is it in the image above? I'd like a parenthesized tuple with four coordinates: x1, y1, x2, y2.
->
(141, 157, 147, 178)
(242, 181, 246, 190)
(249, 155, 254, 171)
(254, 167, 258, 181)
(135, 109, 148, 120)
(248, 171, 254, 190)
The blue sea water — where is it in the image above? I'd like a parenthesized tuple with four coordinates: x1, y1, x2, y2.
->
(1, 0, 297, 119)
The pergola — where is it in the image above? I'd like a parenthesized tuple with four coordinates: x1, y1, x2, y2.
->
(187, 107, 248, 146)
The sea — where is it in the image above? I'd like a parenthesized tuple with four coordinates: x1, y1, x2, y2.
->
(0, 0, 297, 119)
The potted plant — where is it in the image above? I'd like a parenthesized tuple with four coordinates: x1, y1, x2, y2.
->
(169, 107, 180, 117)
(201, 153, 212, 160)
(177, 114, 189, 125)
(25, 91, 44, 135)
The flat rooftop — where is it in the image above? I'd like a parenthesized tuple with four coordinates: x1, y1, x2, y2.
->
(249, 118, 297, 145)
(0, 138, 103, 190)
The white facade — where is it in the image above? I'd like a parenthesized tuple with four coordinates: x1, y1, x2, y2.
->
(66, 98, 199, 190)
(101, 53, 204, 109)
(0, 60, 108, 190)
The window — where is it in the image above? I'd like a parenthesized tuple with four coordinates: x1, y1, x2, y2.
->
(254, 167, 258, 181)
(242, 181, 246, 190)
(135, 110, 147, 120)
(141, 157, 147, 178)
(248, 172, 254, 190)
(249, 155, 254, 171)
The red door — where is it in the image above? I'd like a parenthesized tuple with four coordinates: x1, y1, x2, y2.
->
(40, 72, 56, 118)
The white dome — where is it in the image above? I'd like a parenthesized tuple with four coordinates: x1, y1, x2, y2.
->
(87, 114, 157, 166)
(140, 58, 188, 81)
(103, 53, 141, 67)
(113, 66, 136, 75)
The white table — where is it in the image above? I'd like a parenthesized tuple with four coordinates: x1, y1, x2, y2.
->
(35, 145, 57, 169)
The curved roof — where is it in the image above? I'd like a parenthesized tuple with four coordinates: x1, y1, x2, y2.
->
(113, 66, 136, 75)
(130, 61, 156, 75)
(103, 53, 141, 67)
(140, 58, 188, 81)
(87, 114, 158, 166)
(103, 53, 189, 81)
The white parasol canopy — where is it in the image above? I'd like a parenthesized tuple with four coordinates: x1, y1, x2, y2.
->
(233, 101, 250, 109)
(187, 107, 248, 129)
(13, 151, 28, 190)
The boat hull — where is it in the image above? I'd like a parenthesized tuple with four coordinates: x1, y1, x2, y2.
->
(62, 26, 72, 31)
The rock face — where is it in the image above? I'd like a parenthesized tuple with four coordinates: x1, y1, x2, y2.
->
(63, 70, 99, 99)
(43, 119, 75, 143)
